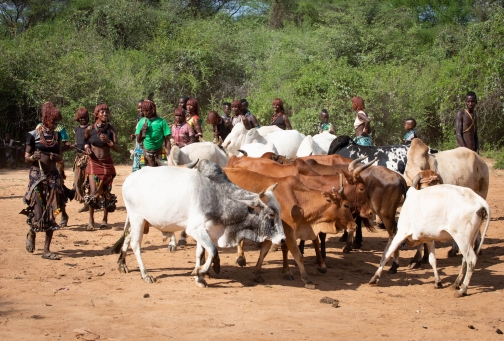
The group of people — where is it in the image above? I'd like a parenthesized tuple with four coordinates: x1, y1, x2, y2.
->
(21, 90, 479, 261)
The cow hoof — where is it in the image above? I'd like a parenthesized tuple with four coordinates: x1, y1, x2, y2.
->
(304, 283, 316, 290)
(343, 246, 352, 253)
(408, 261, 422, 269)
(352, 242, 362, 249)
(118, 264, 129, 273)
(167, 244, 177, 252)
(369, 276, 379, 285)
(143, 275, 155, 283)
(447, 249, 458, 258)
(388, 262, 399, 274)
(317, 267, 327, 274)
(194, 276, 207, 288)
(283, 273, 294, 281)
(454, 290, 466, 298)
(236, 256, 246, 267)
(177, 239, 187, 247)
(253, 275, 264, 283)
(212, 256, 221, 274)
(339, 235, 348, 242)
(434, 281, 443, 289)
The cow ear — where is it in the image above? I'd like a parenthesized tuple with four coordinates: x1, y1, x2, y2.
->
(322, 191, 340, 204)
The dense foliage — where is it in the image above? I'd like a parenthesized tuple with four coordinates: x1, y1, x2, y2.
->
(1, 0, 503, 162)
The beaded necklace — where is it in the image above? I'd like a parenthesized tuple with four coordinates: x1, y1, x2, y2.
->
(38, 125, 57, 148)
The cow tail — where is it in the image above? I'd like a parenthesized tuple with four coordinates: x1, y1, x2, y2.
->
(475, 201, 491, 256)
(111, 214, 129, 254)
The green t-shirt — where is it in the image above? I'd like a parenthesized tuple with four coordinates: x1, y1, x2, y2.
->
(136, 116, 171, 151)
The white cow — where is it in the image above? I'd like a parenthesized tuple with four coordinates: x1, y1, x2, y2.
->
(222, 123, 281, 156)
(117, 160, 286, 287)
(238, 141, 277, 157)
(312, 132, 336, 153)
(167, 142, 228, 167)
(297, 136, 322, 157)
(369, 183, 490, 298)
(245, 129, 305, 159)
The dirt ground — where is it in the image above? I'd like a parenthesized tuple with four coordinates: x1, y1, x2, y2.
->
(0, 159, 503, 341)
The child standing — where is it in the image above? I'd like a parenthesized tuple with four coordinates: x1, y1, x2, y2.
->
(318, 109, 335, 134)
(403, 118, 417, 145)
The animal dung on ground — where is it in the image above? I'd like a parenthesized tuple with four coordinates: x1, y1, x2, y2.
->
(143, 293, 150, 298)
(320, 296, 339, 308)
(496, 329, 503, 334)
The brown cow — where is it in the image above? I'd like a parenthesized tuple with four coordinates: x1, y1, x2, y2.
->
(227, 155, 320, 177)
(224, 168, 354, 289)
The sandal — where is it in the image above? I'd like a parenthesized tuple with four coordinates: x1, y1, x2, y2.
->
(99, 224, 110, 230)
(41, 253, 61, 260)
(25, 231, 36, 253)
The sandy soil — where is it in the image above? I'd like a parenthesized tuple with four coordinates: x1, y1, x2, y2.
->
(0, 159, 503, 341)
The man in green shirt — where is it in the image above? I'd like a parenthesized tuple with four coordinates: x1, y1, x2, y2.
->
(136, 99, 171, 167)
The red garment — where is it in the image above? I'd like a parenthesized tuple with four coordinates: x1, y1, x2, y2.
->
(172, 122, 195, 146)
(86, 154, 116, 186)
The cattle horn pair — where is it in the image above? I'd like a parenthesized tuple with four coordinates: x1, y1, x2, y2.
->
(348, 156, 378, 178)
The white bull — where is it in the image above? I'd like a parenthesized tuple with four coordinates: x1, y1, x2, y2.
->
(167, 142, 228, 167)
(369, 184, 490, 298)
(118, 160, 286, 287)
(296, 132, 335, 157)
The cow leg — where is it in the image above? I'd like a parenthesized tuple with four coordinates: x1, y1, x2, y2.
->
(284, 236, 314, 289)
(339, 230, 348, 242)
(343, 230, 354, 253)
(189, 229, 218, 288)
(178, 230, 187, 246)
(312, 238, 326, 274)
(281, 242, 294, 280)
(252, 240, 272, 283)
(381, 215, 400, 273)
(408, 244, 424, 269)
(236, 239, 246, 267)
(370, 233, 407, 285)
(448, 241, 459, 257)
(162, 232, 176, 252)
(128, 217, 154, 283)
(353, 217, 363, 249)
(298, 240, 305, 255)
(453, 240, 477, 298)
(426, 241, 442, 289)
(118, 225, 132, 273)
(319, 232, 327, 259)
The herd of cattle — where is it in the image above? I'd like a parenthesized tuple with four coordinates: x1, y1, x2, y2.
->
(117, 122, 491, 297)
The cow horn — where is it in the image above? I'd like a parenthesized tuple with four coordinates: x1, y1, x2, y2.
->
(266, 183, 278, 193)
(219, 146, 235, 158)
(348, 156, 368, 173)
(338, 185, 344, 195)
(352, 157, 378, 179)
(238, 149, 248, 157)
(186, 159, 199, 168)
(411, 172, 423, 189)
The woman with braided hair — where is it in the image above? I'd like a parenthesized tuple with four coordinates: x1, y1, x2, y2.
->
(73, 107, 91, 212)
(22, 102, 66, 260)
(83, 104, 119, 230)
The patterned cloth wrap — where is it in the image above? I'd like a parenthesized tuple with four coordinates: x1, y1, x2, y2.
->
(84, 154, 117, 212)
(23, 166, 64, 232)
(132, 140, 144, 172)
(354, 135, 373, 146)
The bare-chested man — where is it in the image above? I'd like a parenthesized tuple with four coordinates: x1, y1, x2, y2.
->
(456, 91, 478, 153)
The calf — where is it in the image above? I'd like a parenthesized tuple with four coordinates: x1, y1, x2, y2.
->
(369, 184, 490, 298)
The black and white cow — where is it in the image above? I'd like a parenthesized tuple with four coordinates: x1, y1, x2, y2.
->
(118, 159, 286, 287)
(328, 136, 410, 174)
